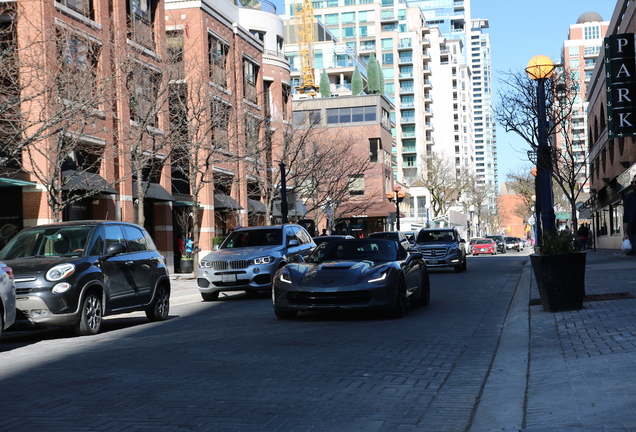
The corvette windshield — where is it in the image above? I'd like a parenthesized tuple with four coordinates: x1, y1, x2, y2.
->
(306, 240, 398, 263)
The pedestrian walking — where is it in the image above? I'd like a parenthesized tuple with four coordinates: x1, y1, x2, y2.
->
(185, 232, 194, 258)
(623, 174, 636, 256)
(577, 223, 589, 251)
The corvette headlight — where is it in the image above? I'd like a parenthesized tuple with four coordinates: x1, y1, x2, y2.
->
(252, 256, 275, 265)
(368, 267, 390, 283)
(46, 263, 75, 281)
(279, 267, 292, 284)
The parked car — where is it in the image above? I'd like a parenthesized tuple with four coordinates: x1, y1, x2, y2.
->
(517, 238, 525, 251)
(403, 231, 418, 247)
(368, 231, 412, 251)
(0, 221, 171, 336)
(505, 236, 521, 252)
(414, 228, 467, 272)
(313, 235, 354, 246)
(485, 235, 506, 254)
(198, 224, 315, 301)
(272, 238, 430, 319)
(472, 238, 497, 255)
(0, 260, 16, 338)
(468, 238, 481, 254)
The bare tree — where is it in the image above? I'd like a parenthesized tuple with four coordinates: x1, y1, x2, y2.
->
(0, 9, 121, 222)
(166, 28, 253, 266)
(505, 168, 535, 224)
(420, 151, 472, 219)
(461, 180, 499, 236)
(496, 67, 589, 231)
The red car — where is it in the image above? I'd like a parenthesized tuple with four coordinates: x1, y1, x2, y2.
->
(472, 238, 497, 255)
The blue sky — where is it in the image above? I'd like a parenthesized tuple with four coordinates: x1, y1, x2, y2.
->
(270, 0, 616, 184)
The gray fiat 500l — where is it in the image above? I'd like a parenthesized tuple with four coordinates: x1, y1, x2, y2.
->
(197, 224, 315, 300)
(0, 221, 171, 336)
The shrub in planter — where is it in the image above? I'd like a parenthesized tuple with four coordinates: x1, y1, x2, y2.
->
(530, 230, 586, 312)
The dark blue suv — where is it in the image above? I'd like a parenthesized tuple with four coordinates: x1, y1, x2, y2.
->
(0, 221, 171, 336)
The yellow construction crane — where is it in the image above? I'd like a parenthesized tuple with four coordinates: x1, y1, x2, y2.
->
(295, 0, 317, 96)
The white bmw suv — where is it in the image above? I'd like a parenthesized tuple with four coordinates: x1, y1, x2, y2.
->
(197, 224, 315, 300)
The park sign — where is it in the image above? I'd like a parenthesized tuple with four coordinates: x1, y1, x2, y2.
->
(605, 34, 636, 137)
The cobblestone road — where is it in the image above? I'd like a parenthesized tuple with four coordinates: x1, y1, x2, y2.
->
(0, 253, 528, 432)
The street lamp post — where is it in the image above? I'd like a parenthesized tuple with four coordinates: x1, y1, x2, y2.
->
(387, 185, 406, 231)
(526, 55, 556, 248)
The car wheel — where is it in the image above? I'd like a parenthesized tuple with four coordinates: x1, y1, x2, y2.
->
(462, 257, 467, 270)
(391, 278, 407, 318)
(146, 283, 170, 322)
(454, 261, 463, 273)
(73, 291, 102, 336)
(201, 291, 219, 301)
(274, 308, 297, 319)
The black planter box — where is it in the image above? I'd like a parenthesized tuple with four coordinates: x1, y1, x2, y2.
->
(180, 259, 194, 273)
(530, 252, 586, 312)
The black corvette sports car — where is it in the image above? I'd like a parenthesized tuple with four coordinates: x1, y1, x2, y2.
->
(272, 238, 430, 319)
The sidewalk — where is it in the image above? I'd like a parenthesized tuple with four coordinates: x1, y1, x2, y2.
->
(472, 250, 636, 432)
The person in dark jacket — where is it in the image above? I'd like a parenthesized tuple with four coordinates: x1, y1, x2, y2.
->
(577, 223, 589, 251)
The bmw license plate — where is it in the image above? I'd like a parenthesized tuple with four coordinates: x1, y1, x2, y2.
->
(429, 259, 438, 264)
(222, 274, 236, 282)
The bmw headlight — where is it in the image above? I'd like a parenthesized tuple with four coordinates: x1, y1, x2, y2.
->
(252, 256, 275, 265)
(279, 267, 293, 284)
(199, 260, 212, 268)
(368, 267, 390, 283)
(46, 263, 75, 281)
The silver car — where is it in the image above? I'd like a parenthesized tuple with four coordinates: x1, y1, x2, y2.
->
(0, 260, 16, 337)
(197, 224, 316, 300)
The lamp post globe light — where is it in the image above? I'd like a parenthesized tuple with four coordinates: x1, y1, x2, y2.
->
(387, 184, 406, 231)
(526, 55, 556, 248)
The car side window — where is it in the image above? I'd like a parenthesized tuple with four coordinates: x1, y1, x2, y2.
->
(296, 227, 312, 245)
(285, 227, 296, 245)
(89, 227, 105, 256)
(105, 225, 126, 251)
(122, 225, 149, 252)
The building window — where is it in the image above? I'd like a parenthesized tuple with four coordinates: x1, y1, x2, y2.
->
(584, 25, 600, 40)
(348, 174, 365, 196)
(403, 155, 415, 167)
(325, 14, 338, 25)
(167, 30, 184, 80)
(57, 0, 93, 19)
(381, 38, 393, 50)
(341, 12, 355, 23)
(128, 66, 159, 127)
(56, 30, 100, 103)
(369, 138, 380, 162)
(212, 102, 231, 150)
(326, 107, 376, 124)
(209, 34, 228, 88)
(243, 58, 259, 104)
(127, 0, 155, 50)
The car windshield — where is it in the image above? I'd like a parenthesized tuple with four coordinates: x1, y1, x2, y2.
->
(368, 232, 397, 240)
(306, 239, 398, 264)
(416, 230, 455, 243)
(475, 239, 492, 245)
(221, 229, 282, 249)
(0, 226, 93, 260)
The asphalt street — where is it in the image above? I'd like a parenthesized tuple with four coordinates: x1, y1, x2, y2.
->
(1, 248, 635, 432)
